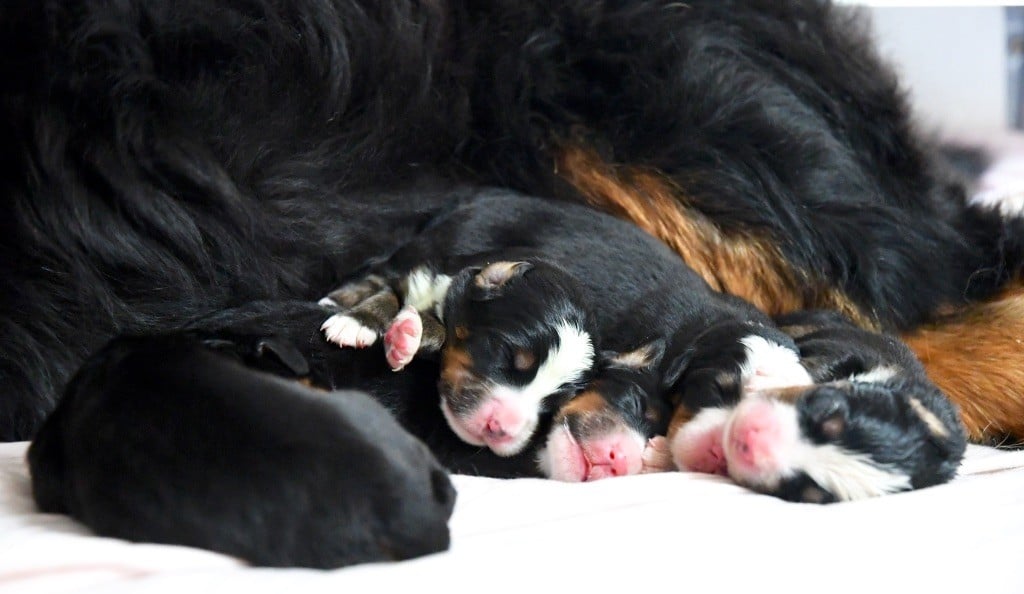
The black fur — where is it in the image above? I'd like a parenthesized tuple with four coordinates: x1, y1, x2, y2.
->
(324, 191, 778, 459)
(2, 0, 1021, 446)
(27, 331, 457, 568)
(184, 300, 546, 478)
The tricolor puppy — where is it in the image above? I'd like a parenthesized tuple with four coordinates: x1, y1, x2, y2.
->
(538, 342, 674, 481)
(667, 311, 968, 503)
(433, 261, 600, 456)
(320, 192, 780, 472)
(28, 332, 456, 568)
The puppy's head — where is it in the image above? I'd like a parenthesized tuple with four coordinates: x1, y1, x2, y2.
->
(721, 377, 967, 503)
(538, 342, 671, 481)
(438, 261, 598, 457)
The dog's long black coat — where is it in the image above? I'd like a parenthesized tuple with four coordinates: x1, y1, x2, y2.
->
(27, 331, 457, 568)
(2, 0, 1022, 442)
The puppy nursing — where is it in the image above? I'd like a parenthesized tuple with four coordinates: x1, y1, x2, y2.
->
(320, 191, 969, 502)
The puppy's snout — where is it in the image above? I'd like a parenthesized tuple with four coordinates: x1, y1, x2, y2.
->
(483, 417, 508, 440)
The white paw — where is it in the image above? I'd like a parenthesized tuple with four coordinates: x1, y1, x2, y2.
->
(321, 314, 378, 348)
(317, 296, 339, 308)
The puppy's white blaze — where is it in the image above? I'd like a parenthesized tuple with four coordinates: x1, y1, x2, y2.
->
(738, 335, 813, 393)
(441, 321, 594, 457)
(479, 321, 594, 456)
(725, 399, 910, 501)
(403, 267, 452, 320)
(801, 444, 911, 501)
(524, 321, 595, 405)
(848, 365, 898, 384)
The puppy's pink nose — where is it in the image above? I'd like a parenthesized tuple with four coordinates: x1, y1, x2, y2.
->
(484, 417, 507, 440)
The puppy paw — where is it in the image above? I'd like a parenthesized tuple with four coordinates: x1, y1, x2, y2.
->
(384, 305, 423, 371)
(640, 436, 674, 474)
(321, 314, 379, 348)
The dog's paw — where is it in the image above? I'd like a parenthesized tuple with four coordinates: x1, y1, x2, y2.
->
(640, 436, 675, 474)
(384, 305, 423, 371)
(321, 314, 379, 348)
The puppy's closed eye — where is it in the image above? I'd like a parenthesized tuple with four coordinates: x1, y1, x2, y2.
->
(513, 349, 537, 371)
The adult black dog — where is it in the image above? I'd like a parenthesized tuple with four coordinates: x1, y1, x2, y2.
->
(2, 0, 1023, 442)
(27, 330, 457, 568)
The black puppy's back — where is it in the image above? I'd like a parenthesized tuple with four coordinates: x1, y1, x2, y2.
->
(28, 335, 455, 569)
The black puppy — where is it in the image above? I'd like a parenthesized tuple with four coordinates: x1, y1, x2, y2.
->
(666, 311, 968, 503)
(27, 332, 457, 569)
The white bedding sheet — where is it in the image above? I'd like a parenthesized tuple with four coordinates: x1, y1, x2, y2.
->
(2, 441, 1023, 594)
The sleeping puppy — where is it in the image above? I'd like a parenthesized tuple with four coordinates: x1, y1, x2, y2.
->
(27, 332, 457, 569)
(538, 342, 674, 481)
(667, 311, 968, 503)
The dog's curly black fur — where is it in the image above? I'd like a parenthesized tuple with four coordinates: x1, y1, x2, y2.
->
(1, 0, 1021, 441)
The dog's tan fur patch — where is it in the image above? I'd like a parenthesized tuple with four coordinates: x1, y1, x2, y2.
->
(902, 287, 1024, 444)
(555, 144, 875, 328)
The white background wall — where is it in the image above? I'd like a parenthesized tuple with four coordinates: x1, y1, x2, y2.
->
(865, 6, 1008, 135)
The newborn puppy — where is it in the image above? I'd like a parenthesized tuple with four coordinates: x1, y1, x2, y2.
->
(324, 259, 602, 458)
(27, 333, 456, 569)
(667, 311, 968, 503)
(538, 342, 673, 481)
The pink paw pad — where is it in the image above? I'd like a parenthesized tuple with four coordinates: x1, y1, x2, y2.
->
(641, 436, 674, 474)
(384, 305, 423, 371)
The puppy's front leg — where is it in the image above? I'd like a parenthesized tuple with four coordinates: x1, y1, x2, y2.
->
(321, 273, 403, 349)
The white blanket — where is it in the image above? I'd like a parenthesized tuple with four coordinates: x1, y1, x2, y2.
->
(2, 441, 1023, 594)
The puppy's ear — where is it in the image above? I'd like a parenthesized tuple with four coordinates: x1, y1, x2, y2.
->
(473, 261, 532, 297)
(605, 339, 666, 370)
(255, 337, 310, 377)
(660, 347, 695, 391)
